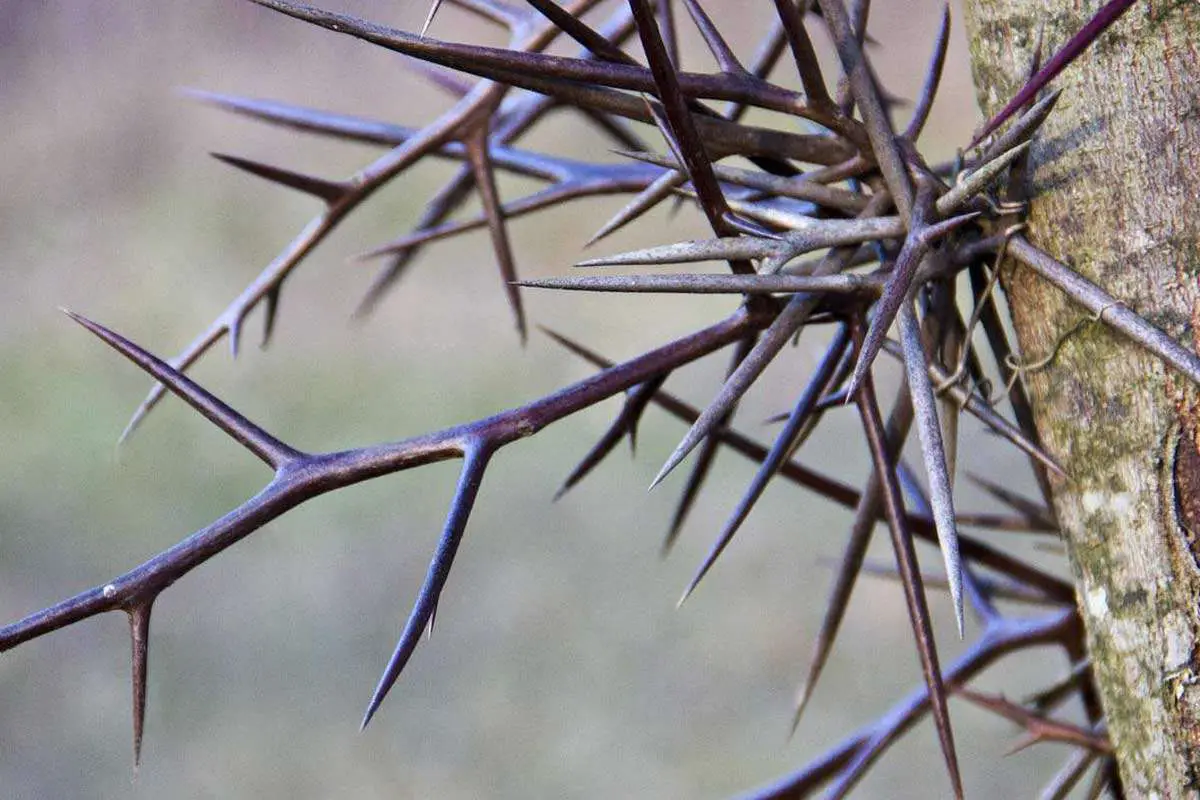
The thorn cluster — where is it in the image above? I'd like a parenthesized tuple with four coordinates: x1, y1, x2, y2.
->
(2, 0, 1156, 796)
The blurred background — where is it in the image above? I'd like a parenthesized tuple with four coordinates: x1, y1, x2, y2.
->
(0, 2, 1077, 797)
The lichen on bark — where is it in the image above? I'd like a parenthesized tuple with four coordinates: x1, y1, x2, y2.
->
(963, 0, 1200, 794)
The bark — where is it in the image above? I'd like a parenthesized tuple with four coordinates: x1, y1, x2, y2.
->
(961, 1, 1200, 795)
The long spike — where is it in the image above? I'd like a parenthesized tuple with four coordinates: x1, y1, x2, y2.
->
(626, 0, 756, 277)
(553, 374, 667, 500)
(854, 366, 964, 800)
(902, 4, 950, 142)
(771, 0, 832, 111)
(518, 273, 880, 295)
(656, 187, 895, 487)
(361, 445, 493, 729)
(210, 153, 348, 204)
(662, 335, 756, 555)
(1009, 236, 1200, 388)
(968, 0, 1135, 149)
(65, 311, 302, 469)
(898, 302, 964, 636)
(793, 381, 913, 730)
(128, 599, 154, 769)
(585, 169, 686, 247)
(650, 292, 817, 489)
(248, 0, 818, 123)
(576, 236, 780, 267)
(420, 0, 446, 36)
(680, 326, 850, 602)
(464, 129, 527, 341)
(547, 327, 1076, 602)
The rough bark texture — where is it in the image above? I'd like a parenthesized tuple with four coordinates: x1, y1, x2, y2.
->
(962, 1, 1200, 794)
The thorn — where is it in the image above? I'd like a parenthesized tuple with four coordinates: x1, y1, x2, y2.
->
(968, 0, 1135, 149)
(127, 599, 155, 770)
(361, 448, 492, 729)
(229, 314, 243, 360)
(847, 200, 978, 401)
(677, 328, 849, 600)
(574, 237, 777, 268)
(210, 152, 348, 204)
(63, 310, 301, 469)
(651, 293, 819, 491)
(420, 0, 444, 37)
(262, 286, 281, 348)
(789, 677, 816, 739)
(584, 170, 686, 248)
(553, 375, 667, 502)
(898, 304, 965, 637)
(463, 129, 527, 343)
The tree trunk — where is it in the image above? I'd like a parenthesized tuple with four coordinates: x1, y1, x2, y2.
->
(961, 1, 1200, 794)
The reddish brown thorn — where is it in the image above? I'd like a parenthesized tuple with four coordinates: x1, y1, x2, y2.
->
(854, 358, 964, 800)
(968, 0, 1135, 149)
(771, 0, 833, 111)
(817, 0, 914, 221)
(127, 599, 155, 770)
(464, 128, 527, 342)
(955, 688, 1112, 754)
(627, 0, 754, 275)
(680, 0, 746, 75)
